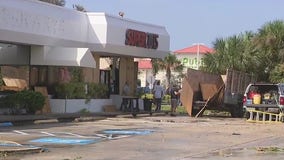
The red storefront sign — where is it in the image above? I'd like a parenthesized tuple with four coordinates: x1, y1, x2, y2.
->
(125, 29, 159, 49)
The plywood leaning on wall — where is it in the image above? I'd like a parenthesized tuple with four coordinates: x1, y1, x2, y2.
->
(34, 86, 51, 114)
(1, 77, 28, 91)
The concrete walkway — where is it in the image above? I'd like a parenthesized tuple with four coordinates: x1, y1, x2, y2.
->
(0, 111, 166, 124)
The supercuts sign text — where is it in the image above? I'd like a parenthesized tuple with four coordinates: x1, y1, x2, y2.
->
(125, 29, 159, 49)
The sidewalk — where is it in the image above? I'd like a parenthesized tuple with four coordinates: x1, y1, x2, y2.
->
(0, 112, 110, 124)
(0, 111, 167, 124)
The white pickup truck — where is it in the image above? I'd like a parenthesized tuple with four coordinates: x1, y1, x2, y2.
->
(243, 83, 284, 114)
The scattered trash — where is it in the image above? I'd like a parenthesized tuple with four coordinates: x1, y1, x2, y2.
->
(256, 146, 284, 152)
(232, 132, 241, 135)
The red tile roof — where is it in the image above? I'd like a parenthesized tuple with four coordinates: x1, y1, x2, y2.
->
(138, 59, 152, 69)
(173, 44, 214, 55)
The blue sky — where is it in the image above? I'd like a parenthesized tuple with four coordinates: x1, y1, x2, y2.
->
(65, 0, 284, 51)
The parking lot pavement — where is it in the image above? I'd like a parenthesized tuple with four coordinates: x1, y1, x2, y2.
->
(1, 115, 284, 160)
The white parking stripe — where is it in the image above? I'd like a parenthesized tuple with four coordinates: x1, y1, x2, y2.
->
(40, 131, 56, 136)
(55, 132, 87, 138)
(13, 130, 29, 135)
(94, 133, 108, 138)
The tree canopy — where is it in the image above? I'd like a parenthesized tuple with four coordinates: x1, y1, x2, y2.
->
(73, 4, 87, 12)
(38, 0, 87, 12)
(202, 20, 284, 83)
(151, 53, 184, 87)
(39, 0, 66, 6)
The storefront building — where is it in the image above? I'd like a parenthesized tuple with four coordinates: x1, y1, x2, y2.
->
(0, 0, 170, 113)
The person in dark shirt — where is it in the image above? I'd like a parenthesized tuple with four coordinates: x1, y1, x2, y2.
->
(110, 64, 119, 94)
(170, 84, 180, 116)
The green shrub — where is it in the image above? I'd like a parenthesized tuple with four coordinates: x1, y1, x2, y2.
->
(55, 82, 109, 99)
(141, 93, 154, 99)
(87, 83, 109, 99)
(140, 93, 171, 105)
(55, 82, 86, 99)
(0, 90, 45, 114)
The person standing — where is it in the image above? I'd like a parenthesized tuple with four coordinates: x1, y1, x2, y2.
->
(110, 64, 119, 94)
(122, 81, 130, 96)
(170, 84, 180, 116)
(153, 80, 164, 112)
(144, 82, 151, 94)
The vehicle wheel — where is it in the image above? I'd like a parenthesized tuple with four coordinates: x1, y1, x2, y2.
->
(229, 105, 243, 118)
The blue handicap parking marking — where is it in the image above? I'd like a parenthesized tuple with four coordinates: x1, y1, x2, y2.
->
(30, 137, 101, 145)
(0, 122, 13, 127)
(0, 141, 22, 147)
(29, 129, 154, 145)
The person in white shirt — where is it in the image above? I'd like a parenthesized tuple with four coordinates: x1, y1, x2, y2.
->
(153, 80, 164, 111)
(122, 81, 130, 96)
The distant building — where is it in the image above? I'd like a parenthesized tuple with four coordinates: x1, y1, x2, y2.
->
(173, 44, 214, 70)
(137, 44, 214, 87)
(136, 58, 166, 88)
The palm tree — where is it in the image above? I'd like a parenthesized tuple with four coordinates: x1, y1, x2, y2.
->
(202, 35, 242, 74)
(269, 63, 284, 83)
(253, 20, 284, 81)
(202, 32, 255, 75)
(39, 0, 66, 6)
(151, 53, 184, 87)
(202, 20, 284, 82)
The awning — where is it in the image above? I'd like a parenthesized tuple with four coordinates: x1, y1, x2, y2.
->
(30, 46, 96, 68)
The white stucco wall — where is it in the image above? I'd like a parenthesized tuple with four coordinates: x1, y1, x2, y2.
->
(50, 99, 113, 113)
(0, 44, 30, 65)
(87, 13, 170, 58)
(0, 0, 90, 46)
(31, 46, 96, 68)
(0, 0, 170, 59)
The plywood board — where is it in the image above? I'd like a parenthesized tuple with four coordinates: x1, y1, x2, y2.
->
(2, 77, 27, 91)
(180, 78, 194, 116)
(3, 77, 18, 87)
(103, 105, 117, 112)
(186, 68, 224, 92)
(180, 68, 224, 117)
(18, 79, 28, 89)
(34, 86, 51, 114)
(200, 83, 218, 101)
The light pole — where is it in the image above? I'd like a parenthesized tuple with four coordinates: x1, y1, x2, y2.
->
(197, 43, 200, 70)
(193, 43, 204, 70)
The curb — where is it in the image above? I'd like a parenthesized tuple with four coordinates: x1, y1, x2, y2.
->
(0, 141, 43, 155)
